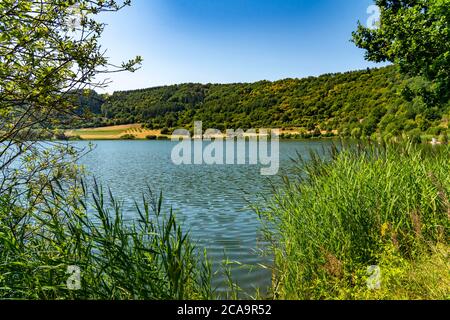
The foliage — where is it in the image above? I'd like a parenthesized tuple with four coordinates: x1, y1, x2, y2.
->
(352, 0, 450, 105)
(258, 143, 450, 299)
(0, 0, 141, 199)
(87, 66, 449, 139)
(0, 181, 212, 300)
(160, 127, 170, 135)
(120, 134, 136, 140)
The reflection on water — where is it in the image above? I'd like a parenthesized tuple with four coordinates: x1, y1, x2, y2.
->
(75, 139, 333, 294)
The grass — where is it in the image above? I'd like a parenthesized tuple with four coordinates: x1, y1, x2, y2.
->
(258, 142, 450, 300)
(1, 141, 448, 300)
(74, 129, 127, 135)
(0, 181, 212, 300)
(66, 124, 165, 140)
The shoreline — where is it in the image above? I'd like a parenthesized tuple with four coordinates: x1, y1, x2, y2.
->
(64, 123, 449, 144)
(65, 123, 338, 141)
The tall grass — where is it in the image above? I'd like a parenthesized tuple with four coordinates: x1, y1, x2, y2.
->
(0, 181, 212, 300)
(2, 142, 448, 300)
(259, 142, 450, 299)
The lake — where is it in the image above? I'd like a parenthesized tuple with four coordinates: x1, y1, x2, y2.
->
(75, 139, 334, 295)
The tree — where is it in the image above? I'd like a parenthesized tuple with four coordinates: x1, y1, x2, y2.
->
(352, 0, 450, 104)
(0, 1, 141, 202)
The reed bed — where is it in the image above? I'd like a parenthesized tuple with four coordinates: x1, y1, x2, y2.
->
(0, 181, 212, 300)
(259, 142, 450, 299)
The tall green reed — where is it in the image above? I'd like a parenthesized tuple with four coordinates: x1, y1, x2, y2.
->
(0, 180, 212, 300)
(258, 142, 450, 299)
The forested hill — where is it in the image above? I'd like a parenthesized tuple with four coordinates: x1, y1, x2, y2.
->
(89, 66, 449, 138)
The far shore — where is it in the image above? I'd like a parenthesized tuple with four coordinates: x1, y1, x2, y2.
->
(64, 124, 448, 144)
(65, 123, 338, 140)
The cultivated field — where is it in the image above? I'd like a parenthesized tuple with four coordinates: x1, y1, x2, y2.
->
(66, 124, 162, 140)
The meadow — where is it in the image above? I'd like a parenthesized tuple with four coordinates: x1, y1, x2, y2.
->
(66, 124, 165, 140)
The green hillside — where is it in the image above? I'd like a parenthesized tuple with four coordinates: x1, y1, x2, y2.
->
(88, 66, 449, 140)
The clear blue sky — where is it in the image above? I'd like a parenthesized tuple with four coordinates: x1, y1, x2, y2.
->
(97, 0, 384, 92)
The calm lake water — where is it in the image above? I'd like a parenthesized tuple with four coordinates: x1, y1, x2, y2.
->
(75, 139, 334, 294)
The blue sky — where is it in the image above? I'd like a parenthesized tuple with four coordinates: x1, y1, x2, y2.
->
(97, 0, 383, 92)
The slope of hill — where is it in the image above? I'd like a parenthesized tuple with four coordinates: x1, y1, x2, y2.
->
(84, 66, 449, 139)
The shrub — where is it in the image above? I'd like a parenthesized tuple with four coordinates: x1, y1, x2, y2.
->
(438, 133, 448, 144)
(146, 135, 157, 140)
(120, 134, 135, 140)
(68, 135, 83, 141)
(312, 128, 322, 137)
(427, 126, 444, 136)
(160, 127, 170, 135)
(54, 130, 69, 140)
(351, 127, 361, 139)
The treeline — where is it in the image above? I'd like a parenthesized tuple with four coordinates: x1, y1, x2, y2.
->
(82, 66, 450, 139)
